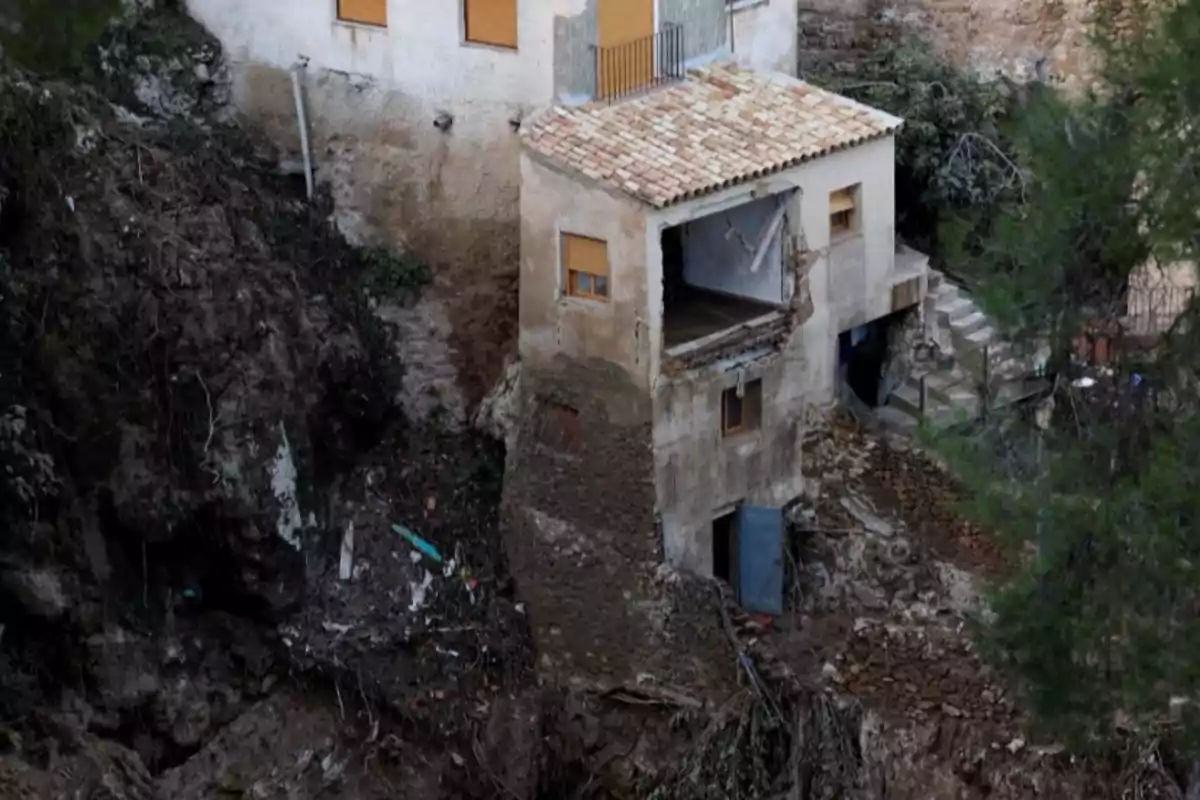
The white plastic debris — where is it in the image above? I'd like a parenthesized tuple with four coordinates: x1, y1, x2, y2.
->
(408, 569, 435, 613)
(338, 521, 355, 581)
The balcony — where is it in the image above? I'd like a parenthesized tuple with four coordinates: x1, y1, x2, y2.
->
(590, 23, 686, 102)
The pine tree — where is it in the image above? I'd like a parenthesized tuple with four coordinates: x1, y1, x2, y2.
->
(936, 0, 1200, 750)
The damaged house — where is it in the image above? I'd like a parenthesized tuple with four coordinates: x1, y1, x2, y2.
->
(507, 63, 929, 629)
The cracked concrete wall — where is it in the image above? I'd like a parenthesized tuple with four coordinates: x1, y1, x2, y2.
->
(729, 0, 799, 75)
(518, 152, 653, 388)
(660, 0, 727, 60)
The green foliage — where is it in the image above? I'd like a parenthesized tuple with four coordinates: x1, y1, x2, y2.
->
(0, 0, 121, 75)
(942, 88, 1145, 337)
(358, 246, 431, 303)
(810, 39, 1016, 252)
(934, 0, 1200, 751)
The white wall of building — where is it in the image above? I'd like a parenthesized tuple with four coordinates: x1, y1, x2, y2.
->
(681, 194, 786, 304)
(728, 0, 798, 76)
(185, 0, 559, 106)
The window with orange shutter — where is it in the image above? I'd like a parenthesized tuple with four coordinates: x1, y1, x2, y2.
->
(337, 0, 387, 27)
(829, 186, 860, 236)
(464, 0, 519, 49)
(560, 233, 610, 301)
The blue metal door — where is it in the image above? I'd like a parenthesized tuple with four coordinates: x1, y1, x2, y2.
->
(737, 505, 784, 615)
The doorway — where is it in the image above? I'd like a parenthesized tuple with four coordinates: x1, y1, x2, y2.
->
(838, 311, 908, 408)
(712, 508, 738, 585)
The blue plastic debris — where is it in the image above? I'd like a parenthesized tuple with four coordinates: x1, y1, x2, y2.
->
(392, 524, 443, 564)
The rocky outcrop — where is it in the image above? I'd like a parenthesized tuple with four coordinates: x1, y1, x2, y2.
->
(800, 0, 1116, 90)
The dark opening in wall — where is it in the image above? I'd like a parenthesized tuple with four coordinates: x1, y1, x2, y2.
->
(712, 508, 737, 584)
(838, 309, 910, 408)
(721, 379, 763, 436)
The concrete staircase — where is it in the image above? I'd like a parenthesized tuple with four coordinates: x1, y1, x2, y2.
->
(880, 271, 1049, 431)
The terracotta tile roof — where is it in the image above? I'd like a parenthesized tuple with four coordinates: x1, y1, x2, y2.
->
(521, 61, 903, 208)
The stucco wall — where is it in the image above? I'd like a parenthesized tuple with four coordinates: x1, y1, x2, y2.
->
(798, 137, 899, 333)
(518, 152, 653, 389)
(682, 194, 785, 304)
(652, 349, 807, 573)
(730, 0, 799, 75)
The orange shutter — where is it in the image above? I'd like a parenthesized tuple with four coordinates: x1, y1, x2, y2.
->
(597, 0, 655, 99)
(562, 234, 609, 276)
(338, 0, 387, 26)
(464, 0, 519, 48)
(830, 188, 856, 214)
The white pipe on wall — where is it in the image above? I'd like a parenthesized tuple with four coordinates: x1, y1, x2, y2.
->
(290, 57, 314, 201)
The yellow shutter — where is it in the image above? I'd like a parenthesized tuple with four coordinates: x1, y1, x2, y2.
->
(597, 0, 655, 99)
(338, 0, 387, 26)
(562, 234, 609, 276)
(830, 188, 856, 214)
(464, 0, 519, 49)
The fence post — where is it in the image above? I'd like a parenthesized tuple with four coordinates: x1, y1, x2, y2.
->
(591, 44, 599, 101)
(919, 374, 927, 415)
(981, 344, 991, 409)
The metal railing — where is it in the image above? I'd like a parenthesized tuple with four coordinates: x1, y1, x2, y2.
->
(590, 23, 685, 103)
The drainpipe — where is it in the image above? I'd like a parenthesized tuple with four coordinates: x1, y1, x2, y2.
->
(290, 56, 314, 201)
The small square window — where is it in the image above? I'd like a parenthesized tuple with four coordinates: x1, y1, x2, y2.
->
(829, 185, 860, 237)
(561, 233, 610, 302)
(721, 379, 763, 437)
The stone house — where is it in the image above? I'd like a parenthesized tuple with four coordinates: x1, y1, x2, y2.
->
(505, 62, 929, 625)
(182, 0, 799, 413)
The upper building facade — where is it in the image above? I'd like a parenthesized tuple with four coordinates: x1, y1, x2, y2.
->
(183, 0, 796, 258)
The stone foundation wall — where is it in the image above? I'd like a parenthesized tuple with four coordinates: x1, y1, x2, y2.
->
(799, 0, 1109, 90)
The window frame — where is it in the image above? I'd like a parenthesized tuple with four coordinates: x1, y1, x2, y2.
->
(336, 0, 388, 28)
(829, 185, 861, 238)
(462, 0, 519, 50)
(721, 379, 763, 437)
(560, 232, 611, 303)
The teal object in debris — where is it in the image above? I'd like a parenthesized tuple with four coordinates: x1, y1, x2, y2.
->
(392, 524, 443, 564)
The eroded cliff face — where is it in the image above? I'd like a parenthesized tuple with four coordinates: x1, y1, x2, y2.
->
(800, 0, 1108, 90)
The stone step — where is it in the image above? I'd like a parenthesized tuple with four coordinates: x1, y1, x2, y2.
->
(913, 369, 972, 405)
(888, 382, 934, 417)
(935, 296, 974, 323)
(890, 379, 980, 425)
(952, 310, 989, 336)
(876, 404, 919, 433)
(964, 326, 996, 346)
